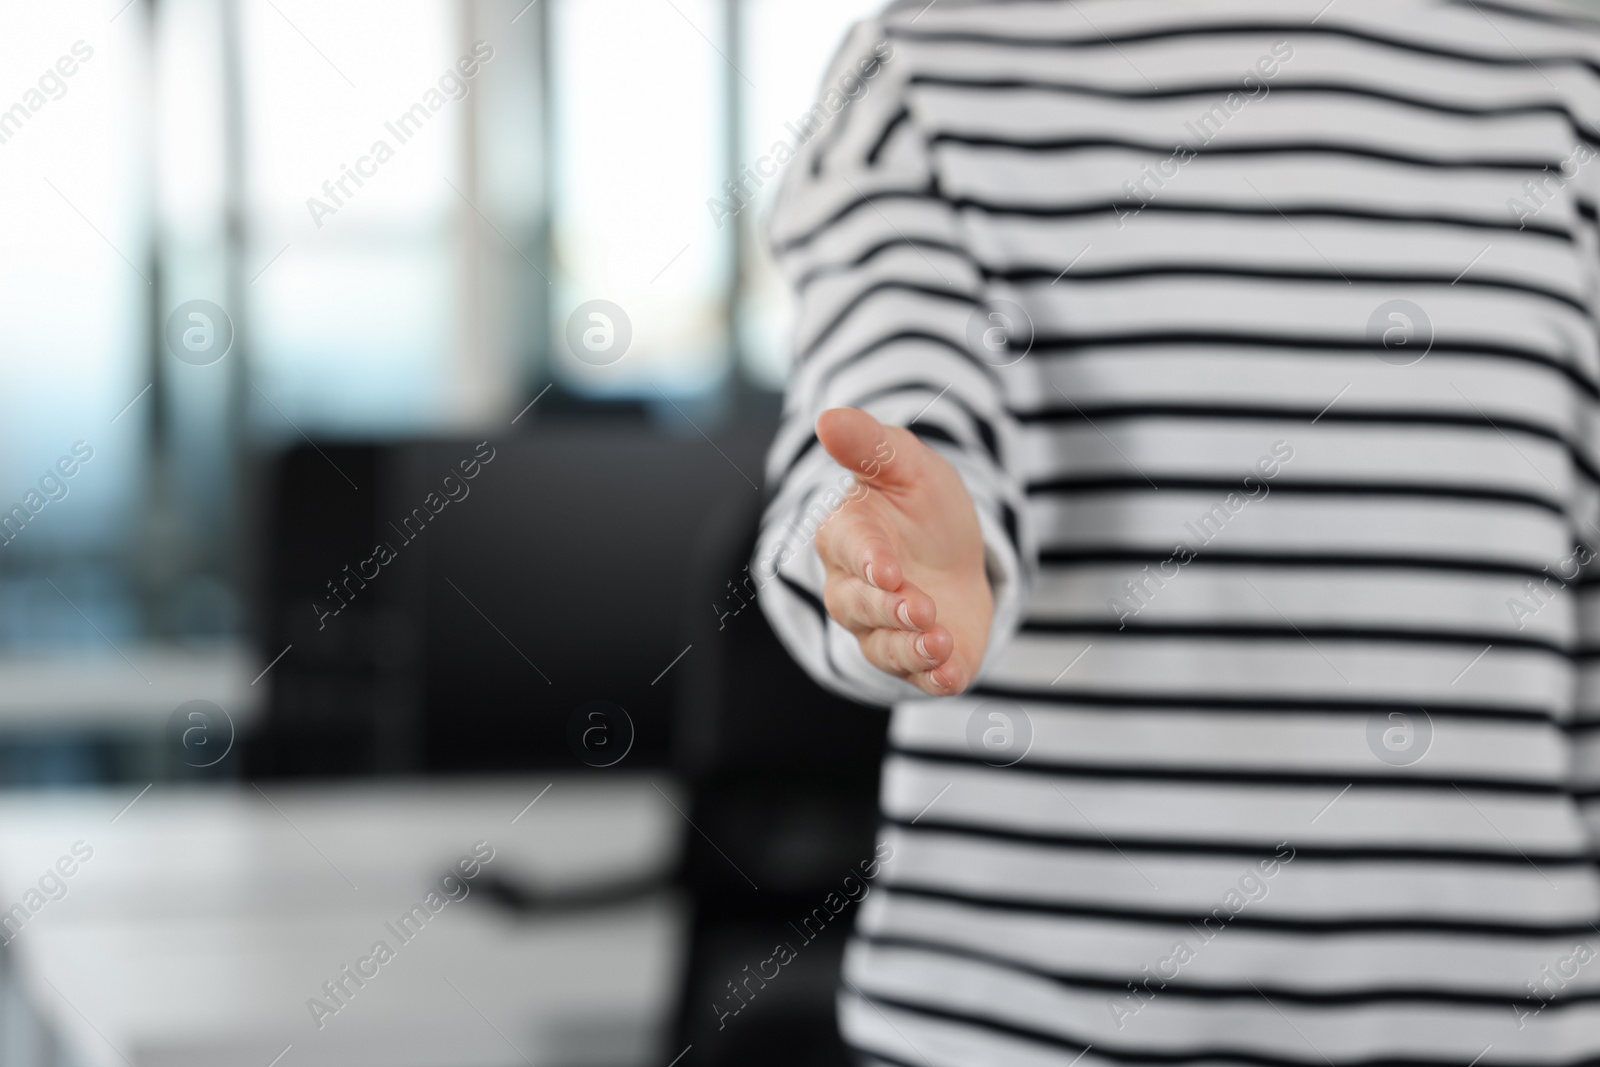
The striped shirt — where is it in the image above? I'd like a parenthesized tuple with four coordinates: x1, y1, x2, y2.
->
(753, 1, 1600, 1064)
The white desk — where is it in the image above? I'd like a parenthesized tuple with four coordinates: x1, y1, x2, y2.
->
(0, 776, 688, 1067)
(0, 644, 261, 732)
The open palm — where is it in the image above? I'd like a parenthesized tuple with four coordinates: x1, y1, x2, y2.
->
(813, 408, 993, 696)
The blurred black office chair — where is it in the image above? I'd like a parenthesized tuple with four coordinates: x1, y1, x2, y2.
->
(250, 418, 776, 775)
(669, 494, 889, 1067)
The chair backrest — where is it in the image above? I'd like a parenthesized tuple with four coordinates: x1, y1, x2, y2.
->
(252, 420, 773, 775)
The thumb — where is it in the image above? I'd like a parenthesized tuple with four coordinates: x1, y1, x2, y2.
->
(816, 408, 911, 489)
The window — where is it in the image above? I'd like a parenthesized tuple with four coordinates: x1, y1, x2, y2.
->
(0, 0, 882, 652)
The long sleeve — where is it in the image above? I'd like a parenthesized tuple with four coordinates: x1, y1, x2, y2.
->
(752, 18, 1036, 707)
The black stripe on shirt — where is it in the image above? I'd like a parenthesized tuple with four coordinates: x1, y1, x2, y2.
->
(887, 19, 1600, 81)
(775, 190, 1578, 258)
(1036, 547, 1574, 584)
(1023, 475, 1569, 519)
(969, 681, 1562, 727)
(857, 933, 1596, 1008)
(889, 746, 1567, 795)
(876, 879, 1600, 937)
(1018, 620, 1568, 657)
(909, 72, 1600, 149)
(887, 816, 1592, 867)
(1022, 330, 1600, 401)
(931, 131, 1566, 176)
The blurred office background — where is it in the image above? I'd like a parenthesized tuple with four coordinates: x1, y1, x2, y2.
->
(0, 1, 894, 1064)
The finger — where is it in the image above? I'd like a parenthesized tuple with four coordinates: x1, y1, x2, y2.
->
(815, 408, 918, 491)
(814, 504, 903, 591)
(825, 573, 936, 636)
(913, 650, 977, 696)
(860, 624, 954, 677)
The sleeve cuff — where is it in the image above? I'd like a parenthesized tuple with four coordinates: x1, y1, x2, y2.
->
(972, 486, 1026, 685)
(934, 442, 1028, 687)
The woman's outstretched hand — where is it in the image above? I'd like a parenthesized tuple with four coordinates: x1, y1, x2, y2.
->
(813, 407, 993, 696)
